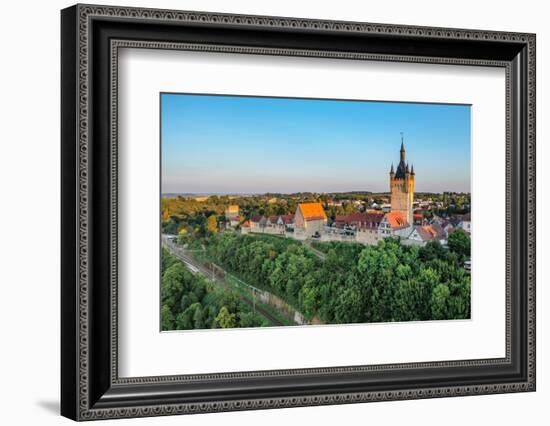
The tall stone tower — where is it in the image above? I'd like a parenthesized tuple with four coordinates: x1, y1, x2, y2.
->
(389, 137, 415, 224)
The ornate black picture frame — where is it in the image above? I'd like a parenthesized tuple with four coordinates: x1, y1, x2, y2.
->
(61, 4, 536, 421)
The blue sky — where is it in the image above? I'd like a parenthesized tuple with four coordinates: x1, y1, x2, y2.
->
(161, 93, 471, 194)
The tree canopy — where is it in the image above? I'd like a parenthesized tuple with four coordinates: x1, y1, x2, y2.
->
(161, 249, 269, 330)
(202, 233, 470, 324)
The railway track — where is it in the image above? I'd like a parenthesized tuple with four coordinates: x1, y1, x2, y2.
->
(162, 237, 284, 327)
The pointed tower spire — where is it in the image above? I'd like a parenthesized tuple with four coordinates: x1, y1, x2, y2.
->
(406, 162, 410, 173)
(390, 163, 394, 174)
(400, 132, 405, 162)
(411, 164, 415, 175)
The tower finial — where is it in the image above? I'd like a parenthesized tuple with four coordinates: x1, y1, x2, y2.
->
(400, 132, 405, 162)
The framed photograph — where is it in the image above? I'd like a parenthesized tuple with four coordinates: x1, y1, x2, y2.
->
(61, 4, 536, 421)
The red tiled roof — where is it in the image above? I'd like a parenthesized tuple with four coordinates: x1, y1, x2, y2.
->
(335, 213, 383, 230)
(280, 214, 294, 224)
(415, 224, 446, 240)
(385, 212, 409, 229)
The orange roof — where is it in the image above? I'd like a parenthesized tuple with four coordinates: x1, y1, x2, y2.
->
(298, 202, 327, 222)
(241, 220, 251, 228)
(415, 224, 445, 240)
(386, 211, 409, 229)
(422, 225, 437, 237)
(226, 205, 239, 213)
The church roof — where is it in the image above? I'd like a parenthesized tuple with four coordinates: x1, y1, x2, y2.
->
(394, 160, 407, 179)
(393, 140, 413, 180)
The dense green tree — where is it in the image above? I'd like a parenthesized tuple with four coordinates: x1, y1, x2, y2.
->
(431, 283, 451, 320)
(161, 262, 188, 311)
(215, 306, 237, 328)
(447, 229, 471, 261)
(334, 285, 363, 323)
(175, 309, 193, 329)
(160, 250, 273, 330)
(161, 305, 175, 330)
(207, 215, 218, 234)
(239, 311, 268, 328)
(298, 277, 320, 320)
(161, 248, 178, 273)
(418, 240, 446, 262)
(193, 304, 205, 329)
(166, 230, 471, 329)
(162, 218, 180, 235)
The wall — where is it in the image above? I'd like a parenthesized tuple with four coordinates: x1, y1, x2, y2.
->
(0, 0, 546, 425)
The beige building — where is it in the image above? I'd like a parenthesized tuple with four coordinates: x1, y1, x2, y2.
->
(378, 211, 412, 239)
(333, 212, 383, 245)
(294, 202, 327, 237)
(224, 205, 240, 227)
(356, 223, 382, 245)
(407, 223, 446, 246)
(225, 205, 239, 217)
(389, 140, 415, 225)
